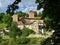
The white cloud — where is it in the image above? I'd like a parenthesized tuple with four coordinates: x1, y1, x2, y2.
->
(37, 8, 44, 13)
(16, 0, 38, 13)
(0, 2, 2, 7)
(0, 0, 15, 13)
(0, 0, 42, 13)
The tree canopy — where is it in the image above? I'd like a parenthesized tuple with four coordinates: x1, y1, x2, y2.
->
(8, 22, 22, 38)
(36, 0, 60, 30)
(16, 11, 28, 17)
(2, 14, 12, 27)
(6, 0, 21, 15)
(36, 0, 60, 44)
(0, 13, 5, 23)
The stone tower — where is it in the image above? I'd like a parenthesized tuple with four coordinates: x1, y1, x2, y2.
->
(12, 14, 18, 22)
(29, 10, 34, 18)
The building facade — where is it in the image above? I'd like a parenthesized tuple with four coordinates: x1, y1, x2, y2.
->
(12, 11, 44, 33)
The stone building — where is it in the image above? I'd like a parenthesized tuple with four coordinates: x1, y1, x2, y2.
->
(12, 11, 44, 33)
(29, 10, 34, 18)
(12, 14, 18, 22)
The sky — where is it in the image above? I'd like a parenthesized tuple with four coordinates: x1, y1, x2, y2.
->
(0, 0, 43, 13)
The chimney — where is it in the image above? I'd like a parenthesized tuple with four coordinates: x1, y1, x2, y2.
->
(29, 10, 34, 18)
(12, 14, 18, 22)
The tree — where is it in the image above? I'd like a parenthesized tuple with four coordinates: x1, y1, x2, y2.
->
(0, 34, 2, 42)
(34, 11, 37, 17)
(16, 38, 30, 44)
(16, 11, 28, 17)
(8, 22, 22, 38)
(44, 17, 53, 30)
(2, 14, 12, 27)
(21, 27, 35, 37)
(36, 0, 60, 29)
(37, 12, 42, 17)
(34, 11, 42, 17)
(6, 0, 21, 16)
(0, 13, 5, 23)
(36, 0, 60, 44)
(0, 23, 7, 29)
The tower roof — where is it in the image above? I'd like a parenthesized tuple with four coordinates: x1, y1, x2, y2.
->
(29, 10, 34, 13)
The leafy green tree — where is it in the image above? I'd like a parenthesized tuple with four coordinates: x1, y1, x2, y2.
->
(0, 23, 7, 29)
(36, 0, 60, 44)
(16, 38, 30, 44)
(21, 27, 35, 37)
(34, 11, 42, 17)
(37, 12, 42, 17)
(6, 0, 21, 16)
(0, 13, 5, 23)
(0, 34, 2, 42)
(36, 0, 60, 29)
(34, 11, 37, 17)
(16, 11, 28, 17)
(8, 22, 22, 38)
(44, 17, 53, 30)
(2, 14, 12, 27)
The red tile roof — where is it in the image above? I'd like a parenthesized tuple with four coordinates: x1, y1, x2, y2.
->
(17, 21, 30, 25)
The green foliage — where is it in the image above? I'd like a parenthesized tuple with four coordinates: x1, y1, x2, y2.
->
(36, 0, 60, 44)
(34, 11, 37, 17)
(2, 14, 12, 27)
(16, 38, 30, 44)
(0, 13, 4, 22)
(44, 17, 52, 23)
(6, 0, 21, 15)
(8, 22, 22, 38)
(44, 17, 53, 29)
(37, 12, 42, 17)
(41, 37, 52, 45)
(0, 37, 46, 45)
(0, 34, 2, 42)
(21, 27, 35, 37)
(16, 11, 28, 17)
(29, 38, 45, 44)
(8, 38, 15, 45)
(34, 11, 42, 17)
(36, 0, 44, 10)
(0, 23, 7, 29)
(0, 39, 9, 45)
(29, 38, 36, 43)
(36, 0, 60, 30)
(0, 38, 16, 45)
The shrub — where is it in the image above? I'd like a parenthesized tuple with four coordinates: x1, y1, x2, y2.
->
(29, 38, 45, 44)
(8, 22, 22, 38)
(21, 27, 35, 37)
(0, 39, 9, 45)
(0, 35, 2, 42)
(29, 38, 36, 44)
(16, 38, 30, 44)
